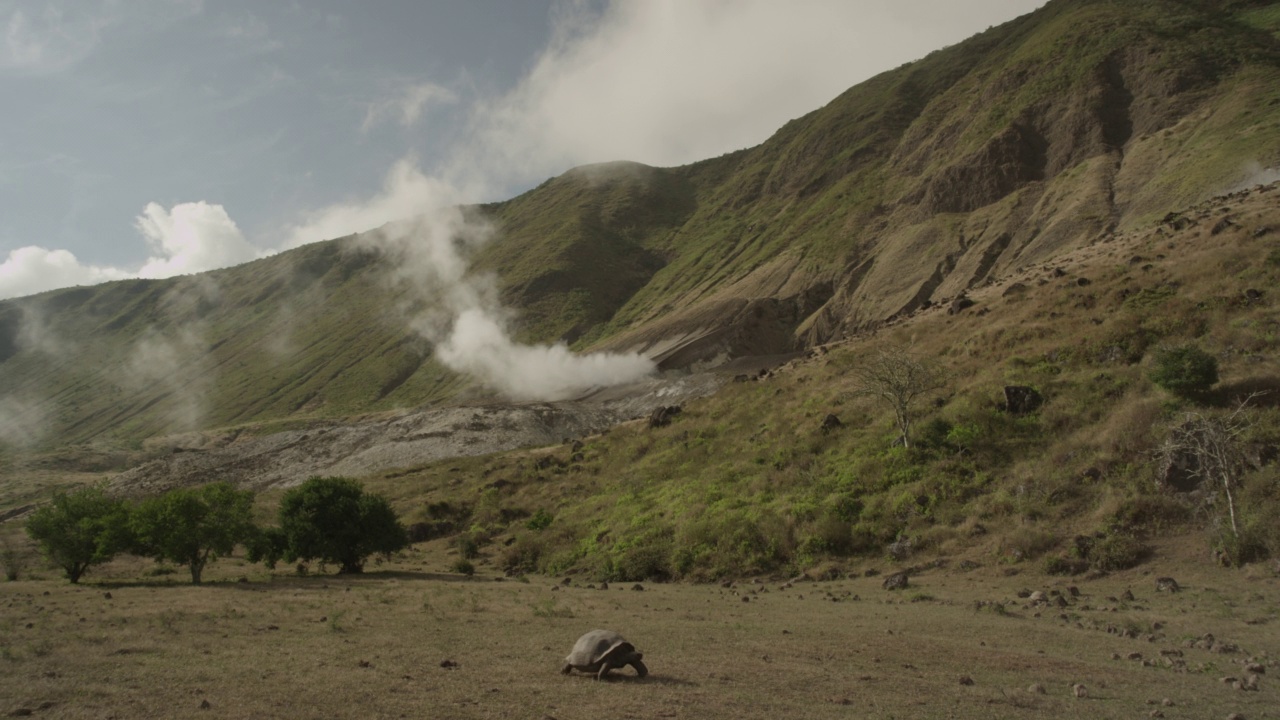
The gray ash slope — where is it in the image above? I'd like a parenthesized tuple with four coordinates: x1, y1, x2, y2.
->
(109, 372, 723, 493)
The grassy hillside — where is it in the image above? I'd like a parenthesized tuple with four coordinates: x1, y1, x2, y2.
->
(358, 183, 1280, 581)
(1, 0, 1279, 457)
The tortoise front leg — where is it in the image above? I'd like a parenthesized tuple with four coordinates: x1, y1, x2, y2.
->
(561, 663, 573, 675)
(596, 663, 614, 680)
(630, 659, 648, 678)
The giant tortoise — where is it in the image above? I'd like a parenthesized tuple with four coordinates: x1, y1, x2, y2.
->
(561, 629, 647, 679)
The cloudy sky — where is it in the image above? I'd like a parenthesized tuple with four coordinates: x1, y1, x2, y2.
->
(0, 0, 1048, 301)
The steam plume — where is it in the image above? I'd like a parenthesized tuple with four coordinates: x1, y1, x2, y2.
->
(345, 187, 656, 402)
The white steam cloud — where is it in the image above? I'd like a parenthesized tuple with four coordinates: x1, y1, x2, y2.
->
(0, 394, 48, 448)
(333, 176, 656, 402)
(1231, 161, 1280, 192)
(435, 308, 655, 401)
(122, 323, 211, 432)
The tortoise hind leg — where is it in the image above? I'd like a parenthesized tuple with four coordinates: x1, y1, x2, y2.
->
(630, 659, 648, 678)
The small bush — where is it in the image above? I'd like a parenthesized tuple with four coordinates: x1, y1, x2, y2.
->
(500, 535, 544, 574)
(1043, 555, 1089, 575)
(1, 540, 25, 581)
(1089, 532, 1150, 571)
(455, 532, 481, 560)
(450, 559, 475, 576)
(1002, 526, 1058, 561)
(611, 537, 674, 582)
(1149, 344, 1219, 397)
(525, 509, 554, 531)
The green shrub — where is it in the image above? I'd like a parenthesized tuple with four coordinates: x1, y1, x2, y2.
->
(1043, 555, 1088, 575)
(1089, 532, 1150, 571)
(450, 559, 475, 576)
(130, 482, 257, 584)
(1149, 344, 1219, 397)
(455, 531, 481, 560)
(25, 484, 131, 583)
(263, 476, 408, 574)
(610, 535, 674, 582)
(525, 509, 554, 531)
(1, 539, 25, 581)
(1002, 526, 1058, 561)
(500, 534, 544, 574)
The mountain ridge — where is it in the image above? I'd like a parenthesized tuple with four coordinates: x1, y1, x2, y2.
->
(1, 0, 1279, 454)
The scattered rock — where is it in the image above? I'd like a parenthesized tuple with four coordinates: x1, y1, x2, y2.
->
(1155, 577, 1180, 593)
(1028, 683, 1046, 694)
(948, 295, 975, 315)
(631, 584, 645, 592)
(881, 572, 909, 591)
(647, 406, 681, 429)
(199, 700, 211, 710)
(358, 660, 372, 668)
(820, 414, 843, 433)
(103, 592, 112, 600)
(1121, 589, 1135, 602)
(441, 659, 458, 669)
(1002, 282, 1029, 297)
(598, 582, 609, 591)
(1072, 683, 1088, 698)
(958, 675, 975, 686)
(1076, 277, 1092, 287)
(1244, 662, 1264, 674)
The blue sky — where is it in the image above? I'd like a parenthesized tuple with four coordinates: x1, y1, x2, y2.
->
(0, 0, 1048, 300)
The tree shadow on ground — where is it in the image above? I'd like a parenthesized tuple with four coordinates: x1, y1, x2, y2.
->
(1206, 376, 1280, 408)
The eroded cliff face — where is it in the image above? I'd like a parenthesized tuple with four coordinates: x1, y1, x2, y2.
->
(584, 1, 1280, 365)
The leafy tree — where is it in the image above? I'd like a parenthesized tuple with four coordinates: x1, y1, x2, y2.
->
(130, 482, 257, 584)
(269, 476, 407, 574)
(25, 484, 130, 583)
(848, 345, 946, 449)
(1150, 343, 1218, 397)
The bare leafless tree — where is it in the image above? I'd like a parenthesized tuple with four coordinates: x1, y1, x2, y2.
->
(847, 345, 945, 449)
(1157, 395, 1263, 558)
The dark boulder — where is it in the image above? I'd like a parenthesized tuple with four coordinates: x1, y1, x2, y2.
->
(648, 405, 682, 429)
(1002, 386, 1043, 415)
(948, 294, 976, 315)
(820, 414, 843, 433)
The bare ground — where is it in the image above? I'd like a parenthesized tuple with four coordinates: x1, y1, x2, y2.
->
(1, 538, 1276, 720)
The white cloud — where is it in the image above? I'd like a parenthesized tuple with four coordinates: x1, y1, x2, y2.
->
(454, 0, 1046, 186)
(361, 81, 458, 133)
(0, 245, 128, 299)
(135, 201, 261, 278)
(0, 200, 262, 300)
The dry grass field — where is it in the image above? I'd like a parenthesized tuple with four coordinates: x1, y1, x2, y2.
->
(2, 537, 1276, 720)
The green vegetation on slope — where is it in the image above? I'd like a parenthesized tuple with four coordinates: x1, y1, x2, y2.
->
(366, 188, 1280, 580)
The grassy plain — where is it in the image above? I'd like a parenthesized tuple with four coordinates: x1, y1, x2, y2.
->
(1, 537, 1276, 720)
